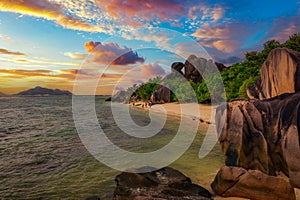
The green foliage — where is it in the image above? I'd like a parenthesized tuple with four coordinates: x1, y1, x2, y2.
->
(133, 77, 162, 100)
(127, 34, 300, 103)
(164, 78, 197, 103)
(220, 33, 300, 101)
(238, 76, 257, 98)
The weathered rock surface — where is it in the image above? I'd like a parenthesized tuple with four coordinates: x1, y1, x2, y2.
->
(184, 55, 223, 83)
(214, 92, 300, 198)
(212, 166, 295, 200)
(171, 62, 185, 75)
(247, 48, 300, 100)
(150, 85, 171, 104)
(214, 47, 300, 199)
(113, 167, 212, 200)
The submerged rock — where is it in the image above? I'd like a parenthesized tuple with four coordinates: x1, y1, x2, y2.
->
(113, 167, 212, 200)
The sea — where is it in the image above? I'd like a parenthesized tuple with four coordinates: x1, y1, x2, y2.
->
(0, 96, 223, 199)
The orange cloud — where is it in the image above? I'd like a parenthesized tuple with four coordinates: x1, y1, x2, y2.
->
(192, 25, 231, 39)
(211, 40, 241, 53)
(0, 48, 25, 56)
(192, 24, 244, 53)
(64, 52, 87, 60)
(0, 0, 107, 33)
(0, 35, 12, 42)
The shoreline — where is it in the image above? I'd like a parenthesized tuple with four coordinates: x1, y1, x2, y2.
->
(129, 102, 217, 125)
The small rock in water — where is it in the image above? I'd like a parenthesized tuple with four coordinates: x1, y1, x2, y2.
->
(113, 167, 212, 200)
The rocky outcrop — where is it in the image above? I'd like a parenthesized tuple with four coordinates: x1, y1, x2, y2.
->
(214, 93, 300, 198)
(212, 166, 295, 200)
(150, 55, 225, 103)
(213, 47, 300, 199)
(247, 48, 300, 100)
(171, 62, 185, 75)
(183, 55, 225, 83)
(113, 167, 212, 200)
(150, 85, 170, 104)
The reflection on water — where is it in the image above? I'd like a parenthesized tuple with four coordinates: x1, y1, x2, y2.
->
(0, 96, 223, 199)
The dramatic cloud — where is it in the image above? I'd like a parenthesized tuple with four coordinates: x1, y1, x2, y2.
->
(141, 62, 165, 77)
(0, 0, 107, 33)
(192, 23, 256, 53)
(0, 48, 25, 56)
(84, 41, 145, 65)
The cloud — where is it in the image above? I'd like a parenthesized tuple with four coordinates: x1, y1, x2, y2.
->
(0, 35, 12, 42)
(0, 69, 74, 79)
(84, 41, 145, 65)
(95, 0, 184, 26)
(64, 52, 87, 60)
(192, 23, 250, 53)
(0, 48, 26, 56)
(192, 24, 232, 40)
(141, 62, 165, 77)
(188, 5, 224, 22)
(0, 57, 81, 67)
(216, 56, 243, 65)
(0, 0, 108, 33)
(268, 11, 300, 42)
(211, 40, 241, 53)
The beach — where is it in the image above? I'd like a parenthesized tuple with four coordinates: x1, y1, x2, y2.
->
(131, 102, 217, 125)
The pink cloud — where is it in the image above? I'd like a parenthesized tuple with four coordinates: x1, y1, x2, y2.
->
(95, 0, 184, 25)
(84, 41, 144, 65)
(141, 62, 165, 77)
(192, 24, 248, 53)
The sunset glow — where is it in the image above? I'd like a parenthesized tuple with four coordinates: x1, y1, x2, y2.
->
(0, 0, 299, 94)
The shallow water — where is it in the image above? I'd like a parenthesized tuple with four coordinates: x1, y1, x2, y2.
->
(0, 96, 223, 199)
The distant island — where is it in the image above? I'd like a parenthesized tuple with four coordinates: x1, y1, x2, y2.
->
(16, 86, 72, 96)
(0, 92, 8, 97)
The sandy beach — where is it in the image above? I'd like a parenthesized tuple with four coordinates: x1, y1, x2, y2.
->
(130, 102, 217, 125)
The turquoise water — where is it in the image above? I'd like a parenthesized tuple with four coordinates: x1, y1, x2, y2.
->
(0, 96, 223, 199)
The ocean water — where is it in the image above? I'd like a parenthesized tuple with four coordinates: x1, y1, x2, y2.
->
(0, 96, 223, 199)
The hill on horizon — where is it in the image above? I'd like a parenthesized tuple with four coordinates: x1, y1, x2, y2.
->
(16, 86, 72, 96)
(0, 92, 8, 97)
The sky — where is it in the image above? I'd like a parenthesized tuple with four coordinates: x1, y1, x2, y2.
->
(0, 0, 299, 95)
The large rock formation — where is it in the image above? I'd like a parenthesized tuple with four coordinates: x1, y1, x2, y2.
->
(213, 48, 300, 199)
(113, 167, 212, 200)
(150, 55, 225, 103)
(212, 166, 295, 200)
(150, 85, 171, 104)
(247, 48, 300, 100)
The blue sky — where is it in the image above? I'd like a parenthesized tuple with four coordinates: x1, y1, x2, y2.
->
(0, 0, 299, 94)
